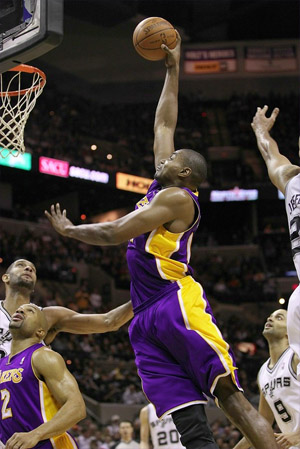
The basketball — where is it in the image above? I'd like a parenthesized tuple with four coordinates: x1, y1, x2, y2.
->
(133, 17, 176, 61)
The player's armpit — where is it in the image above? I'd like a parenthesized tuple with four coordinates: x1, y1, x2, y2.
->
(272, 163, 300, 194)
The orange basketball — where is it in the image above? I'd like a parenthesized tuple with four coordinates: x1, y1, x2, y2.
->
(133, 17, 176, 61)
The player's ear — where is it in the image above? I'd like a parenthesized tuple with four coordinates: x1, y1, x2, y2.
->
(179, 167, 192, 178)
(36, 327, 46, 340)
(2, 273, 10, 284)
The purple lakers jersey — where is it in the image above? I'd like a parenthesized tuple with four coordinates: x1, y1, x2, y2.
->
(127, 180, 200, 312)
(0, 343, 78, 448)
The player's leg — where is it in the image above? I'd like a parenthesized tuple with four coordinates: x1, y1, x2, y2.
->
(172, 405, 219, 449)
(129, 309, 218, 448)
(214, 375, 279, 449)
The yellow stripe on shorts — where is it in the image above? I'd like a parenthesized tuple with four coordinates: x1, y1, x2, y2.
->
(177, 276, 239, 394)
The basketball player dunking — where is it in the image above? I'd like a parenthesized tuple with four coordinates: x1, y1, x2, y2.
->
(46, 33, 280, 449)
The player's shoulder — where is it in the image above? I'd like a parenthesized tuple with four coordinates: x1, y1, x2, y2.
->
(155, 186, 194, 204)
(32, 344, 62, 365)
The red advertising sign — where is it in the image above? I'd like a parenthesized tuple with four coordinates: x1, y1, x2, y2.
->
(39, 157, 69, 178)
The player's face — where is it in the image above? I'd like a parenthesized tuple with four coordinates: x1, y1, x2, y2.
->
(263, 309, 287, 338)
(9, 303, 44, 337)
(154, 150, 186, 184)
(119, 422, 133, 439)
(5, 259, 37, 292)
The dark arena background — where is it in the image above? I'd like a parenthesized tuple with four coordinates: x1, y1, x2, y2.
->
(0, 1, 299, 447)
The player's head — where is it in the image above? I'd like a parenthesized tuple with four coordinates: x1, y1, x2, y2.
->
(2, 259, 37, 294)
(9, 303, 48, 341)
(119, 421, 134, 441)
(262, 309, 288, 342)
(154, 149, 207, 189)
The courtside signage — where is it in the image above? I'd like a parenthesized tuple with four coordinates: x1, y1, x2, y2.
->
(69, 166, 109, 183)
(39, 157, 69, 177)
(116, 172, 153, 194)
(244, 45, 297, 72)
(0, 150, 31, 170)
(184, 48, 237, 74)
(210, 187, 258, 202)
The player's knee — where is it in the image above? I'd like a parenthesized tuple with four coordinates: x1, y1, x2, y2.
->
(214, 374, 240, 404)
(172, 405, 218, 449)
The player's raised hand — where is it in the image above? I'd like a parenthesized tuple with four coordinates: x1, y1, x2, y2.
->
(161, 30, 181, 68)
(45, 203, 74, 236)
(251, 105, 279, 134)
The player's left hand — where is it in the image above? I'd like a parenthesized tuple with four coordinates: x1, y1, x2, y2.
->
(45, 203, 74, 236)
(5, 430, 40, 448)
(275, 431, 300, 449)
(251, 105, 279, 134)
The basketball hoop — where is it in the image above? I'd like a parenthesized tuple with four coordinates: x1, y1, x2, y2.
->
(0, 64, 46, 158)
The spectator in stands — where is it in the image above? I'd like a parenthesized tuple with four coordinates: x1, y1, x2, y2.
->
(107, 415, 121, 439)
(111, 421, 139, 449)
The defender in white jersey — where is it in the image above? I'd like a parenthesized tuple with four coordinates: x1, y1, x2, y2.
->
(140, 404, 185, 449)
(251, 106, 300, 378)
(233, 309, 300, 449)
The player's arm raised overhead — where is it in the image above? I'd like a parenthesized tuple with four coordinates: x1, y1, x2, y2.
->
(251, 105, 300, 194)
(45, 186, 194, 245)
(43, 300, 133, 345)
(153, 32, 181, 168)
(139, 406, 150, 449)
(5, 347, 86, 449)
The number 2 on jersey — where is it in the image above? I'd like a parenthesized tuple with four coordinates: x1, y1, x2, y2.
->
(0, 389, 12, 419)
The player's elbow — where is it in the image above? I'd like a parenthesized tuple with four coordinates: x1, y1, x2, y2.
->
(103, 312, 121, 331)
(75, 397, 87, 422)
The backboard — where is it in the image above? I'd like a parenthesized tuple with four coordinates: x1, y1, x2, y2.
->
(0, 0, 64, 73)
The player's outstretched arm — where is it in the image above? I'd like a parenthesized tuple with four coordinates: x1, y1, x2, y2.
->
(45, 187, 193, 245)
(43, 301, 133, 344)
(153, 32, 181, 168)
(5, 348, 86, 449)
(139, 406, 150, 449)
(251, 105, 300, 193)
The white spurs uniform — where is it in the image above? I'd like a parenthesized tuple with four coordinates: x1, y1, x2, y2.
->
(147, 403, 185, 449)
(0, 301, 12, 359)
(258, 347, 300, 448)
(285, 173, 300, 376)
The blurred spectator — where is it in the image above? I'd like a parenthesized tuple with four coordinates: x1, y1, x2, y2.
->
(122, 384, 146, 405)
(111, 421, 139, 449)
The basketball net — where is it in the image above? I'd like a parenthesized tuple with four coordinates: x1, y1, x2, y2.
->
(0, 64, 46, 158)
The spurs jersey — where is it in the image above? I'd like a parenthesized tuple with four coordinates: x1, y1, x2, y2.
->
(147, 404, 185, 449)
(0, 343, 78, 448)
(285, 173, 300, 281)
(0, 302, 12, 359)
(127, 180, 200, 313)
(258, 347, 300, 442)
